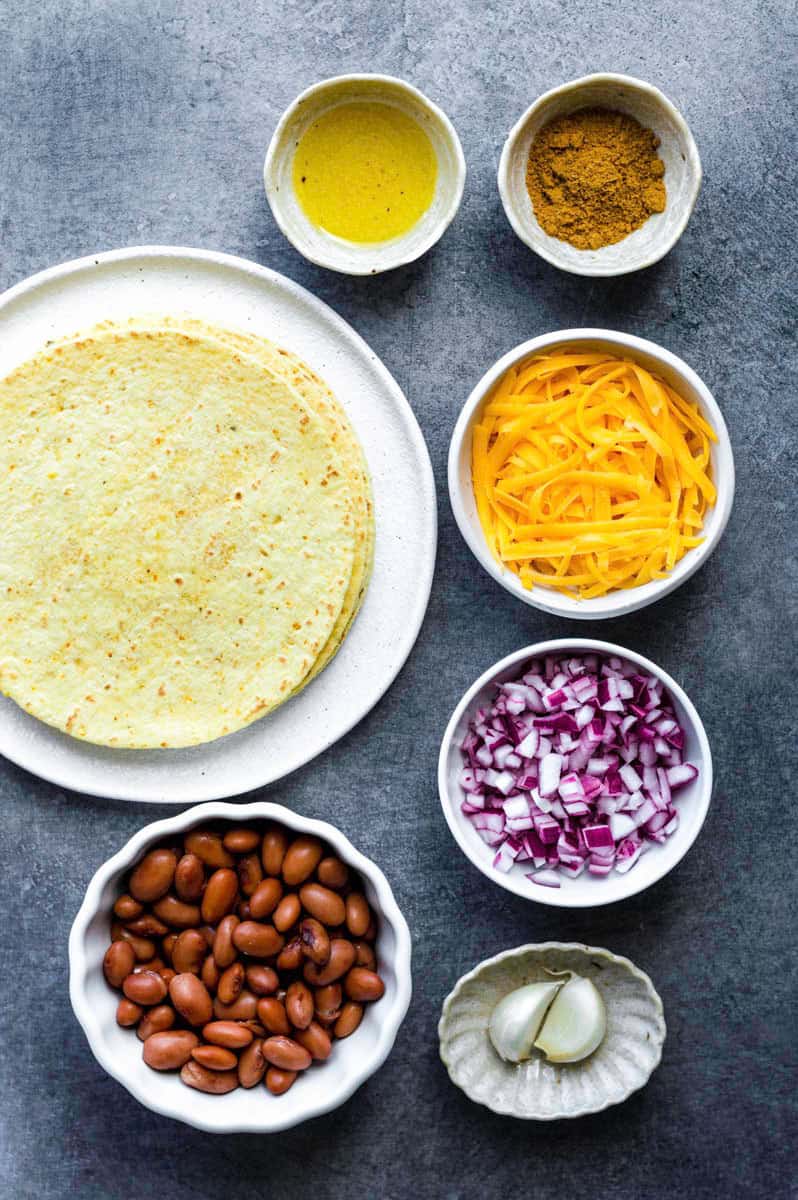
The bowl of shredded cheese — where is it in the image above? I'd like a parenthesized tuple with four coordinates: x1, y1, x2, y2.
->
(448, 329, 734, 618)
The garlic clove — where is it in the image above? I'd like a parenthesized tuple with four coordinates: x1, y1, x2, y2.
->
(533, 975, 606, 1064)
(488, 981, 563, 1063)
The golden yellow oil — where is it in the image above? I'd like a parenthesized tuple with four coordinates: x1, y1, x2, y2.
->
(292, 101, 438, 243)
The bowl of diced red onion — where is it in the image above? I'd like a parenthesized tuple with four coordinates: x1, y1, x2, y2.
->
(438, 640, 712, 907)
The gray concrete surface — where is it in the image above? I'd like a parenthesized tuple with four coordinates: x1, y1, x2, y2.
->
(0, 2, 795, 1197)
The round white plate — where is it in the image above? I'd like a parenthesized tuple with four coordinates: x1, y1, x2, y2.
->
(0, 246, 437, 802)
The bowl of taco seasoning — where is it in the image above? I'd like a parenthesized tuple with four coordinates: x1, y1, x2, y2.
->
(498, 74, 702, 276)
(265, 74, 466, 275)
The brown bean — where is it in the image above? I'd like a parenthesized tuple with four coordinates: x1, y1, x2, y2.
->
(233, 921, 284, 959)
(256, 997, 291, 1036)
(160, 968, 176, 986)
(238, 1038, 267, 1088)
(316, 856, 349, 890)
(152, 895, 201, 929)
(124, 913, 169, 938)
(249, 878, 283, 920)
(334, 1002, 364, 1039)
(111, 923, 155, 962)
(314, 984, 342, 1023)
(262, 1036, 312, 1071)
(245, 965, 279, 996)
(132, 956, 165, 975)
(143, 1030, 198, 1070)
(184, 830, 234, 870)
(199, 924, 216, 948)
(344, 967, 385, 1003)
(212, 914, 240, 969)
(113, 894, 143, 921)
(303, 939, 356, 986)
(272, 893, 301, 932)
(213, 990, 257, 1021)
(363, 916, 377, 942)
(237, 853, 263, 897)
(129, 849, 177, 904)
(169, 973, 213, 1026)
(294, 1020, 332, 1061)
(299, 918, 331, 966)
(282, 836, 324, 886)
(201, 869, 239, 925)
(237, 900, 252, 920)
(285, 981, 314, 1030)
(261, 826, 289, 876)
(265, 1067, 296, 1095)
(276, 937, 303, 972)
(116, 998, 143, 1027)
(299, 883, 346, 927)
(217, 962, 245, 1006)
(180, 1060, 238, 1094)
(351, 940, 377, 969)
(202, 1021, 254, 1049)
(137, 1005, 175, 1041)
(345, 893, 371, 938)
(243, 1020, 267, 1038)
(103, 940, 135, 989)
(191, 1044, 238, 1071)
(174, 853, 206, 902)
(122, 971, 167, 1006)
(172, 928, 208, 975)
(201, 954, 220, 993)
(223, 827, 261, 854)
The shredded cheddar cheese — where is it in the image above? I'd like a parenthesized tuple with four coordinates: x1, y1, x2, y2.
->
(471, 349, 717, 598)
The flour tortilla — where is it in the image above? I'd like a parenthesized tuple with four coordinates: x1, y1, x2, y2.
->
(0, 327, 357, 747)
(61, 315, 375, 687)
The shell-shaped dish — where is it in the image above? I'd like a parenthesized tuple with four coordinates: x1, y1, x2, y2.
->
(439, 943, 665, 1119)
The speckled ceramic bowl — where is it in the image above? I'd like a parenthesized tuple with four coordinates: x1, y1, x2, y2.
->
(439, 943, 666, 1119)
(264, 74, 465, 275)
(498, 74, 701, 276)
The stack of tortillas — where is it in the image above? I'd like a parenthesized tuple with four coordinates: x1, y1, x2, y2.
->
(0, 317, 374, 748)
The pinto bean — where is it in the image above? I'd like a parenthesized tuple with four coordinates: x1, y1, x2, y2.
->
(184, 830, 234, 870)
(238, 1038, 267, 1088)
(137, 1005, 175, 1041)
(316, 856, 349, 890)
(174, 853, 206, 902)
(261, 1036, 312, 1072)
(212, 990, 257, 1021)
(223, 828, 261, 854)
(201, 869, 239, 925)
(256, 997, 291, 1036)
(351, 940, 377, 969)
(294, 1021, 332, 1061)
(169, 973, 213, 1026)
(261, 827, 289, 877)
(202, 1021, 254, 1050)
(124, 913, 169, 938)
(303, 939, 356, 987)
(299, 883, 346, 927)
(299, 918, 330, 966)
(245, 965, 279, 996)
(111, 923, 155, 962)
(345, 893, 371, 938)
(103, 940, 135, 989)
(129, 849, 176, 904)
(171, 928, 208, 975)
(211, 913, 239, 969)
(152, 895, 201, 929)
(314, 984, 343, 1024)
(191, 1044, 238, 1071)
(201, 954, 220, 993)
(265, 1067, 296, 1095)
(233, 921, 284, 959)
(217, 962, 245, 1007)
(122, 970, 167, 1006)
(237, 853, 263, 897)
(276, 937, 303, 972)
(113, 894, 143, 921)
(272, 894, 301, 932)
(116, 998, 143, 1027)
(344, 968, 385, 1003)
(285, 981, 314, 1030)
(334, 1002, 364, 1039)
(143, 1030, 198, 1070)
(282, 836, 323, 886)
(249, 878, 282, 920)
(180, 1060, 238, 1093)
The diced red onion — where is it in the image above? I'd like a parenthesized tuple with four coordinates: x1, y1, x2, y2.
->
(459, 650, 698, 885)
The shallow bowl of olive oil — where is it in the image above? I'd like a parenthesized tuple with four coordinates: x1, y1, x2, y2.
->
(265, 74, 466, 275)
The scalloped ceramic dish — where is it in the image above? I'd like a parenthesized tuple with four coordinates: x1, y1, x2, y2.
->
(69, 801, 412, 1133)
(439, 943, 666, 1119)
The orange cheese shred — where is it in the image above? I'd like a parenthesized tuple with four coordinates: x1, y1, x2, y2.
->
(471, 347, 717, 598)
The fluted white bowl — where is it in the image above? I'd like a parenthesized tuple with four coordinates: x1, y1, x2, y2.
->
(439, 942, 666, 1119)
(69, 801, 412, 1133)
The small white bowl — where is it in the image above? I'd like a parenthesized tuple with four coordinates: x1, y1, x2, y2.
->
(439, 942, 666, 1120)
(448, 328, 734, 620)
(69, 801, 412, 1133)
(498, 73, 701, 276)
(438, 639, 713, 908)
(264, 74, 465, 275)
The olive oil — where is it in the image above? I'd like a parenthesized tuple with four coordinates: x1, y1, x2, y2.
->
(293, 101, 437, 243)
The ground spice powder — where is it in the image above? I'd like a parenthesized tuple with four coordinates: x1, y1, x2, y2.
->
(525, 108, 666, 251)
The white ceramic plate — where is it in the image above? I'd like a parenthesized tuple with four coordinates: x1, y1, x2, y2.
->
(0, 247, 437, 802)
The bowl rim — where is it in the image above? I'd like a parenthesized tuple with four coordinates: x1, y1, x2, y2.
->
(438, 941, 666, 1119)
(263, 72, 466, 276)
(437, 638, 713, 908)
(68, 800, 413, 1133)
(447, 327, 735, 619)
(497, 72, 703, 277)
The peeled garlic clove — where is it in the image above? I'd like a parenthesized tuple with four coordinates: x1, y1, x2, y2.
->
(533, 975, 606, 1064)
(488, 981, 563, 1063)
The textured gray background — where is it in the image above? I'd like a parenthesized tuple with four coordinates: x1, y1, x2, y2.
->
(0, 2, 795, 1197)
